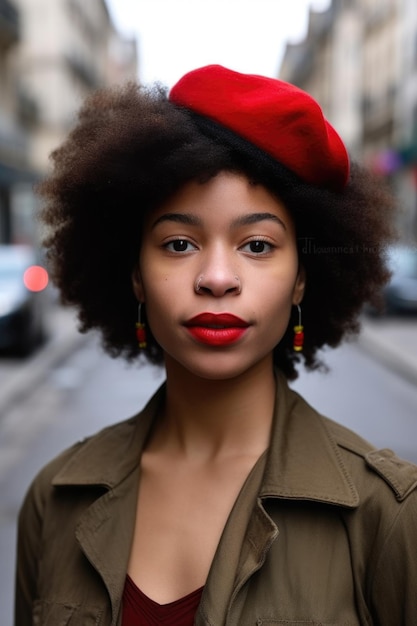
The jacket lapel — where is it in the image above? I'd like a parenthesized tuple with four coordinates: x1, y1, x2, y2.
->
(51, 387, 165, 625)
(197, 372, 359, 624)
(75, 469, 139, 624)
(195, 451, 270, 625)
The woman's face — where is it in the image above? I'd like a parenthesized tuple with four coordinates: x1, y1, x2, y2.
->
(133, 172, 305, 380)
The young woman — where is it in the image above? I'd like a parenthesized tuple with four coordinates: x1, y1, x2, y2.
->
(15, 65, 417, 625)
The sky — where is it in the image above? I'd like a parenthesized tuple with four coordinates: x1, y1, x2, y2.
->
(107, 0, 331, 88)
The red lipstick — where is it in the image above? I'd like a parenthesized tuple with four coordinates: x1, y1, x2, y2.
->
(184, 313, 249, 346)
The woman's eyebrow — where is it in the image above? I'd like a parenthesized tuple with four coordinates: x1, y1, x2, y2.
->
(151, 213, 202, 229)
(151, 211, 286, 230)
(232, 212, 287, 230)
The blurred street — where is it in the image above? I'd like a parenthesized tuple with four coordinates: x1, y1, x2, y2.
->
(0, 304, 417, 624)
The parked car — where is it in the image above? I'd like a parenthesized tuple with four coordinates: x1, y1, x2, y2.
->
(368, 244, 417, 315)
(0, 245, 48, 355)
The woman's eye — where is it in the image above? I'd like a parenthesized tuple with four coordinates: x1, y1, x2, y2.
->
(242, 240, 273, 254)
(165, 239, 196, 253)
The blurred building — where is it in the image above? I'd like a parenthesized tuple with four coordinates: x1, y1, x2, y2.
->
(361, 0, 401, 159)
(0, 0, 138, 244)
(279, 0, 363, 157)
(395, 0, 417, 238)
(279, 0, 417, 241)
(0, 0, 37, 244)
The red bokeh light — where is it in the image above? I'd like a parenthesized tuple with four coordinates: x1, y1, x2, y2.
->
(23, 266, 49, 292)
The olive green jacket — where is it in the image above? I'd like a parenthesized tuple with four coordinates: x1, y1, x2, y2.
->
(15, 372, 417, 625)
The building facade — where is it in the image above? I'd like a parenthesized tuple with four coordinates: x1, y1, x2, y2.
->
(13, 0, 137, 173)
(279, 0, 363, 157)
(395, 0, 417, 238)
(279, 0, 417, 241)
(0, 0, 37, 243)
(0, 0, 138, 244)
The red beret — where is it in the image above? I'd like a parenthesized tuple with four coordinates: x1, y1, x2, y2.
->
(169, 65, 349, 190)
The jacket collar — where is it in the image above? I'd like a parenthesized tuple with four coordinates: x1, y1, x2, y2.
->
(52, 386, 164, 489)
(53, 370, 358, 508)
(261, 370, 359, 508)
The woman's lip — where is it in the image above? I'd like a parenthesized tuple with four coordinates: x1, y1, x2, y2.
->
(184, 313, 250, 346)
(186, 326, 248, 346)
(185, 312, 249, 327)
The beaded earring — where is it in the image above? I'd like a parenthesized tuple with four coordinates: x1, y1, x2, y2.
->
(293, 304, 304, 352)
(136, 302, 147, 349)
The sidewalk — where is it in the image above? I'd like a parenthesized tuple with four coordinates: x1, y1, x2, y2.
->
(0, 305, 87, 420)
(0, 306, 416, 420)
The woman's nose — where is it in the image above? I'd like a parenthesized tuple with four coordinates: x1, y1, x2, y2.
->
(195, 273, 241, 296)
(194, 252, 241, 297)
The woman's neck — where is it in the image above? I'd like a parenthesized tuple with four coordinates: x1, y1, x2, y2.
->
(151, 356, 277, 462)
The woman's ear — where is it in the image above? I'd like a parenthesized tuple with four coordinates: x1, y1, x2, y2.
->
(132, 266, 145, 302)
(292, 265, 306, 306)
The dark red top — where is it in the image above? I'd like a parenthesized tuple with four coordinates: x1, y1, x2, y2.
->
(121, 575, 204, 626)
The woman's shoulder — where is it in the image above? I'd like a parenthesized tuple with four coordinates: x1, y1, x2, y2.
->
(25, 384, 165, 501)
(278, 376, 417, 510)
(322, 413, 417, 505)
(287, 378, 417, 506)
(19, 415, 138, 513)
(287, 376, 417, 504)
